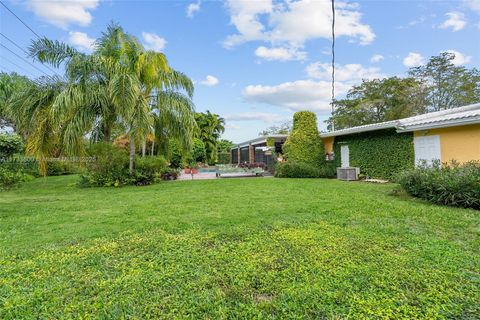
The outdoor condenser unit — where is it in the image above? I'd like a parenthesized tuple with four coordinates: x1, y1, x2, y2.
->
(337, 167, 360, 181)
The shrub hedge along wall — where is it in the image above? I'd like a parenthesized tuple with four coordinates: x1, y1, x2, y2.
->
(283, 111, 325, 167)
(333, 129, 414, 180)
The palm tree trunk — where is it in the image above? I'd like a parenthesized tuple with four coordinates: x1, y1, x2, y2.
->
(142, 140, 146, 157)
(129, 138, 135, 173)
(151, 140, 155, 156)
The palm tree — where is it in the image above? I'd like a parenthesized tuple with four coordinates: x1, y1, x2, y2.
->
(195, 111, 225, 163)
(8, 76, 66, 174)
(28, 23, 196, 172)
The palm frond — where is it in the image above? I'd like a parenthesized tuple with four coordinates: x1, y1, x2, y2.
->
(29, 38, 79, 68)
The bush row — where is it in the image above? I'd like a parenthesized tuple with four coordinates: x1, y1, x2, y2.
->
(398, 161, 480, 210)
(78, 143, 178, 187)
(275, 162, 336, 179)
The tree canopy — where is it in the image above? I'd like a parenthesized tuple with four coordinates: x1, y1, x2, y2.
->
(328, 53, 480, 130)
(5, 23, 196, 174)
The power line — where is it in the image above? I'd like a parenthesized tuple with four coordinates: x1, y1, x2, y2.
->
(0, 43, 49, 76)
(331, 0, 336, 132)
(0, 1, 42, 39)
(0, 33, 27, 54)
(0, 32, 58, 74)
(0, 54, 36, 77)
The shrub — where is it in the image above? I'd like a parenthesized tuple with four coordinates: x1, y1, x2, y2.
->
(0, 166, 31, 189)
(0, 134, 24, 159)
(398, 161, 480, 209)
(160, 167, 180, 181)
(0, 157, 80, 177)
(217, 152, 231, 164)
(275, 162, 335, 178)
(132, 156, 169, 185)
(78, 143, 130, 187)
(282, 111, 325, 168)
(79, 143, 174, 187)
(192, 138, 206, 163)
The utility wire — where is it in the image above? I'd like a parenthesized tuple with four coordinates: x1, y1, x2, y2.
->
(0, 1, 42, 39)
(0, 43, 49, 76)
(331, 0, 335, 132)
(0, 2, 61, 77)
(0, 54, 36, 77)
(0, 32, 58, 74)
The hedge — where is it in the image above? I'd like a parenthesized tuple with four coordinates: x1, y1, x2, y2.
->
(217, 152, 231, 164)
(275, 162, 336, 178)
(333, 129, 414, 180)
(282, 111, 325, 168)
(398, 161, 480, 209)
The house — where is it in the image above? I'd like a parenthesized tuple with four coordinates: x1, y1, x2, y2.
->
(320, 103, 480, 179)
(230, 134, 288, 166)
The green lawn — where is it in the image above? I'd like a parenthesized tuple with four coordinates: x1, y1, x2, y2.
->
(0, 176, 479, 319)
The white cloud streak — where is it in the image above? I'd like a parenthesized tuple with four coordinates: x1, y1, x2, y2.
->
(254, 46, 306, 61)
(141, 32, 167, 52)
(439, 12, 467, 31)
(442, 49, 472, 65)
(403, 52, 425, 67)
(370, 54, 384, 63)
(68, 31, 95, 52)
(27, 0, 100, 28)
(186, 1, 201, 18)
(200, 75, 219, 86)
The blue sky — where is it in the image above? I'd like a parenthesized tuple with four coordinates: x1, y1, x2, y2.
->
(1, 0, 479, 143)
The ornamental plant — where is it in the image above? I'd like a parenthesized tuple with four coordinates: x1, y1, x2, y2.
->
(0, 134, 24, 159)
(282, 111, 325, 168)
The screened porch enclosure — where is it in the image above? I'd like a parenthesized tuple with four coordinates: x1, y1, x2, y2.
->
(230, 135, 288, 166)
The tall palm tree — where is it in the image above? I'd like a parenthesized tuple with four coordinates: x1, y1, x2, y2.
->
(195, 111, 225, 163)
(8, 76, 66, 174)
(27, 23, 196, 172)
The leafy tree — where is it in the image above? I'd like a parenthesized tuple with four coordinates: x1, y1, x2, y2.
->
(191, 138, 206, 163)
(195, 111, 225, 163)
(283, 111, 325, 167)
(0, 133, 24, 158)
(258, 121, 291, 136)
(217, 139, 235, 152)
(409, 52, 480, 111)
(327, 77, 426, 130)
(0, 72, 31, 132)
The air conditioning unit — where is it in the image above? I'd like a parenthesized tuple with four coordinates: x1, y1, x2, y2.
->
(337, 167, 360, 181)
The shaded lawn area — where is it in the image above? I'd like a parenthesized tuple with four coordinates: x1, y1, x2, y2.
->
(0, 176, 479, 319)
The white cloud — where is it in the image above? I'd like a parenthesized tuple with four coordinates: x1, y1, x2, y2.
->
(442, 49, 472, 65)
(225, 112, 289, 122)
(27, 0, 99, 28)
(439, 12, 467, 31)
(224, 0, 375, 49)
(186, 1, 201, 18)
(68, 31, 95, 52)
(200, 75, 219, 86)
(370, 54, 384, 63)
(305, 62, 382, 82)
(141, 32, 167, 52)
(397, 15, 427, 29)
(403, 52, 425, 67)
(244, 59, 383, 112)
(243, 80, 350, 112)
(255, 46, 306, 61)
(225, 123, 241, 130)
(464, 0, 480, 13)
